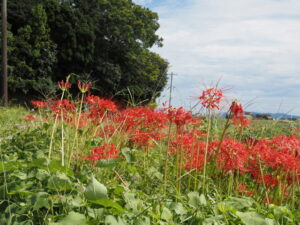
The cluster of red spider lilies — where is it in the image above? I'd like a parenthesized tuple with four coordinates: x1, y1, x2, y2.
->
(26, 80, 299, 203)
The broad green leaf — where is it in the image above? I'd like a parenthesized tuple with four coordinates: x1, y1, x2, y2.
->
(84, 176, 108, 200)
(203, 215, 225, 225)
(146, 167, 163, 181)
(161, 206, 173, 221)
(236, 212, 269, 225)
(188, 192, 206, 208)
(70, 196, 85, 208)
(48, 160, 74, 176)
(134, 216, 151, 225)
(200, 194, 207, 206)
(28, 192, 50, 211)
(123, 191, 143, 211)
(105, 215, 126, 225)
(90, 198, 124, 212)
(265, 218, 276, 225)
(55, 211, 87, 225)
(224, 197, 254, 210)
(47, 173, 73, 191)
(217, 203, 234, 213)
(30, 158, 49, 168)
(170, 202, 187, 215)
(87, 207, 104, 219)
(11, 171, 27, 180)
(30, 159, 73, 176)
(0, 161, 22, 173)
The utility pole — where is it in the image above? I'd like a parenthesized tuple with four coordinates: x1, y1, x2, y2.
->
(1, 0, 8, 106)
(168, 72, 177, 107)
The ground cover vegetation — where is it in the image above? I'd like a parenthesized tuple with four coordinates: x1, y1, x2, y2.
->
(3, 0, 168, 103)
(0, 80, 300, 224)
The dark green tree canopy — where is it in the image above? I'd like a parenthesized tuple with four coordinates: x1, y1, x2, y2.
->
(5, 0, 168, 103)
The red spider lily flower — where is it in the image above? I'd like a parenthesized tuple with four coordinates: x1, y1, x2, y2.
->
(168, 132, 208, 170)
(247, 135, 300, 189)
(31, 100, 47, 108)
(129, 130, 164, 147)
(229, 101, 243, 117)
(68, 112, 89, 128)
(229, 101, 249, 127)
(182, 139, 207, 170)
(82, 143, 120, 162)
(20, 115, 36, 121)
(199, 88, 223, 109)
(116, 107, 167, 132)
(58, 80, 72, 91)
(78, 81, 92, 93)
(251, 136, 300, 173)
(166, 107, 193, 131)
(99, 124, 116, 138)
(251, 170, 279, 189)
(86, 95, 117, 120)
(209, 138, 250, 172)
(49, 99, 76, 119)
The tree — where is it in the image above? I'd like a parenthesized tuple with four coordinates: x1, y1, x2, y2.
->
(7, 3, 56, 98)
(7, 0, 168, 104)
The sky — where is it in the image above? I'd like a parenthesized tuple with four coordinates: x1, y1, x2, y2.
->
(133, 0, 300, 115)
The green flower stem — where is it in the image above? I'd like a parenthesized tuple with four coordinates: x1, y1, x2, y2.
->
(258, 158, 270, 205)
(69, 92, 85, 167)
(48, 91, 65, 159)
(201, 110, 212, 194)
(164, 121, 173, 194)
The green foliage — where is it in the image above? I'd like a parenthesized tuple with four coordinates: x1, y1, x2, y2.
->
(7, 3, 57, 98)
(1, 107, 300, 224)
(84, 176, 108, 200)
(6, 0, 168, 103)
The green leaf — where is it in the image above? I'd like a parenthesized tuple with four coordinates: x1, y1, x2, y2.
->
(90, 199, 124, 212)
(30, 159, 73, 176)
(134, 216, 151, 225)
(121, 147, 136, 163)
(47, 173, 73, 191)
(105, 215, 126, 225)
(161, 206, 173, 221)
(123, 191, 143, 211)
(11, 171, 27, 180)
(236, 212, 269, 225)
(203, 215, 225, 225)
(188, 192, 206, 208)
(84, 176, 108, 200)
(30, 158, 49, 168)
(146, 167, 163, 181)
(96, 158, 121, 168)
(0, 161, 22, 173)
(224, 197, 254, 210)
(48, 160, 74, 176)
(170, 203, 187, 215)
(70, 196, 85, 208)
(87, 207, 104, 219)
(55, 211, 87, 225)
(217, 203, 234, 213)
(28, 192, 50, 211)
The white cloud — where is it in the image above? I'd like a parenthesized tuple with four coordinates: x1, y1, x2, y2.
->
(133, 0, 153, 5)
(147, 0, 300, 115)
